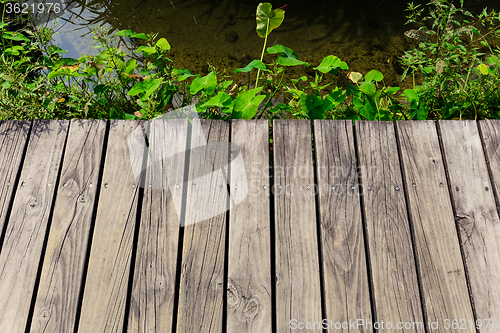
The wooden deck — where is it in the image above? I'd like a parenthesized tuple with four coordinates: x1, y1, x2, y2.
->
(0, 119, 499, 333)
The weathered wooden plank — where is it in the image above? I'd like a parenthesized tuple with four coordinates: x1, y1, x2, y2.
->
(355, 121, 424, 332)
(396, 120, 474, 332)
(273, 120, 322, 333)
(29, 120, 107, 333)
(313, 120, 372, 333)
(127, 119, 188, 333)
(78, 120, 146, 333)
(0, 120, 68, 333)
(0, 121, 30, 244)
(444, 120, 500, 332)
(480, 119, 500, 204)
(227, 120, 271, 332)
(176, 120, 229, 333)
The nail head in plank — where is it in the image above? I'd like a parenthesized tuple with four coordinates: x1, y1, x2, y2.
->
(78, 120, 146, 333)
(355, 121, 424, 331)
(227, 120, 271, 332)
(0, 121, 30, 245)
(176, 120, 229, 333)
(273, 119, 322, 332)
(29, 119, 107, 333)
(128, 119, 188, 332)
(397, 120, 474, 332)
(314, 120, 372, 332)
(0, 120, 68, 333)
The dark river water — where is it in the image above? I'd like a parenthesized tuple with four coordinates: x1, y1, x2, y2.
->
(44, 0, 500, 88)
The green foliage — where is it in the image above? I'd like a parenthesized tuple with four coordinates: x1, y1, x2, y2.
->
(2, 0, 500, 121)
(401, 0, 500, 119)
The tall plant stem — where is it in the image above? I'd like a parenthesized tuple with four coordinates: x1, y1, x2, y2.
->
(255, 18, 270, 88)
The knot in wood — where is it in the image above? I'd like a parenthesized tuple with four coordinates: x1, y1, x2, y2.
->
(226, 280, 240, 309)
(243, 297, 260, 320)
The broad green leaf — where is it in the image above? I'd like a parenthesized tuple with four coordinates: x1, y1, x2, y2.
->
(305, 94, 326, 119)
(234, 59, 268, 73)
(314, 55, 348, 75)
(256, 3, 285, 38)
(359, 81, 376, 95)
(266, 44, 310, 67)
(364, 69, 384, 82)
(124, 59, 137, 74)
(2, 31, 30, 42)
(385, 87, 401, 94)
(202, 92, 232, 108)
(155, 38, 171, 51)
(124, 113, 137, 120)
(233, 87, 265, 119)
(128, 78, 163, 101)
(403, 88, 419, 104)
(190, 72, 217, 95)
(415, 104, 428, 120)
(172, 68, 197, 81)
(4, 45, 24, 56)
(323, 88, 346, 112)
(116, 29, 148, 40)
(137, 46, 157, 55)
(0, 22, 9, 29)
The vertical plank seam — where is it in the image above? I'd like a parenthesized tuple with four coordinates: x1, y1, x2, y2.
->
(435, 121, 479, 332)
(222, 120, 232, 333)
(394, 121, 429, 333)
(269, 120, 277, 333)
(0, 121, 33, 255)
(123, 120, 149, 333)
(311, 120, 328, 333)
(352, 121, 378, 331)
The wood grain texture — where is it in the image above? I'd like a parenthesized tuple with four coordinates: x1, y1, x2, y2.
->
(127, 119, 188, 333)
(0, 121, 30, 243)
(273, 120, 322, 333)
(480, 119, 500, 206)
(29, 120, 107, 333)
(0, 120, 68, 333)
(227, 120, 271, 332)
(313, 120, 372, 333)
(444, 120, 500, 330)
(176, 120, 229, 333)
(355, 121, 424, 332)
(78, 120, 146, 333)
(396, 121, 474, 332)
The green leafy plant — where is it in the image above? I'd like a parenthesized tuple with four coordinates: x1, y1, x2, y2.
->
(401, 0, 500, 119)
(255, 3, 285, 88)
